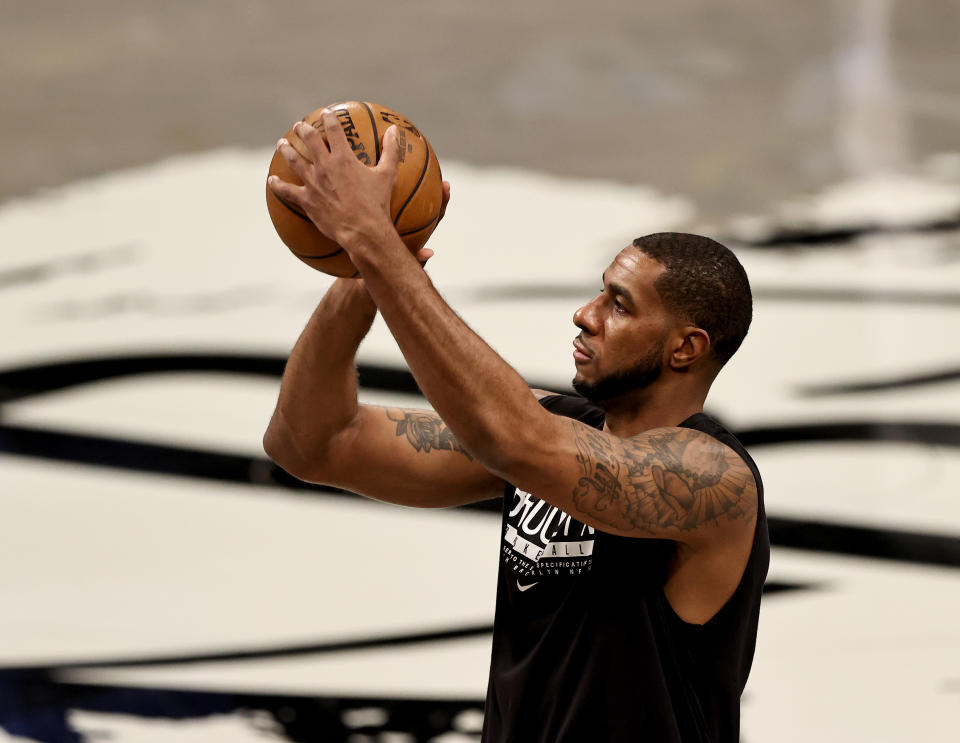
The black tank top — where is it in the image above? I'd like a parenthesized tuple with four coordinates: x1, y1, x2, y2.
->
(482, 394, 769, 743)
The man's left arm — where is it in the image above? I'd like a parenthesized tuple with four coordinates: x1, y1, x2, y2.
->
(267, 113, 756, 541)
(267, 113, 553, 473)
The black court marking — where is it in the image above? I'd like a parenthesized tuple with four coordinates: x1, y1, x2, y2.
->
(2, 355, 960, 567)
(734, 216, 960, 247)
(752, 286, 960, 307)
(0, 680, 487, 743)
(767, 518, 960, 567)
(736, 421, 960, 448)
(392, 144, 431, 227)
(1, 421, 959, 568)
(0, 354, 429, 404)
(0, 354, 280, 404)
(0, 423, 302, 489)
(466, 282, 960, 307)
(0, 622, 495, 673)
(0, 245, 135, 291)
(360, 101, 381, 164)
(0, 582, 807, 675)
(798, 366, 960, 396)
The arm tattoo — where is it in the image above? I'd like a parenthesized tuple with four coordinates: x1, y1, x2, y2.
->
(385, 409, 473, 461)
(572, 422, 755, 534)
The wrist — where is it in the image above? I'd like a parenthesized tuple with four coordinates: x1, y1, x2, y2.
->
(340, 220, 410, 270)
(332, 274, 377, 315)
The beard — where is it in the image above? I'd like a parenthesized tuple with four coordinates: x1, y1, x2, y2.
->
(572, 339, 664, 404)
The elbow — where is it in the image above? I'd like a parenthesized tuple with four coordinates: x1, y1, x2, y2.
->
(262, 414, 330, 483)
(480, 415, 556, 486)
(469, 427, 539, 485)
(261, 423, 286, 467)
(262, 420, 297, 475)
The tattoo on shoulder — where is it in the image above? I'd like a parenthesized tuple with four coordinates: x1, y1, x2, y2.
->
(571, 422, 756, 534)
(385, 409, 473, 461)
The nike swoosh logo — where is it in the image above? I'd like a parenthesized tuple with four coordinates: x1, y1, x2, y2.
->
(517, 580, 539, 592)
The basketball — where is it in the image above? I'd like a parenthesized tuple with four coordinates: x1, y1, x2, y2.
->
(266, 101, 443, 277)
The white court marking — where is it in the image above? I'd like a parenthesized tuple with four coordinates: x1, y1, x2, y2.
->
(1, 150, 958, 742)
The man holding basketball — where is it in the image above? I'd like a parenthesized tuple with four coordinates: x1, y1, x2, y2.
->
(264, 111, 768, 743)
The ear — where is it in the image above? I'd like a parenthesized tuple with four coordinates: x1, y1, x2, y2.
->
(668, 326, 711, 371)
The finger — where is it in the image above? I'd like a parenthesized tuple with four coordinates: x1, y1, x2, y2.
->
(267, 173, 304, 207)
(438, 180, 451, 222)
(377, 125, 402, 176)
(415, 247, 435, 266)
(292, 119, 328, 162)
(277, 137, 311, 180)
(321, 109, 352, 154)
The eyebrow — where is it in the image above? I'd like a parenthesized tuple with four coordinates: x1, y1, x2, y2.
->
(601, 272, 635, 306)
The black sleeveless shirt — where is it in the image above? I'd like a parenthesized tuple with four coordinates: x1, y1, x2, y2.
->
(482, 394, 769, 743)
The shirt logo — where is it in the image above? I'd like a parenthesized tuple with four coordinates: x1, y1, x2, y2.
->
(502, 488, 594, 581)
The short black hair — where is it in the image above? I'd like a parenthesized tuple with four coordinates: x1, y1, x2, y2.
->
(630, 232, 752, 366)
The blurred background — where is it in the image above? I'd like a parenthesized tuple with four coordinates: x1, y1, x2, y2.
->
(1, 0, 959, 740)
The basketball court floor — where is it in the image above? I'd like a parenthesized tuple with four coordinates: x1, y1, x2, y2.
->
(2, 2, 959, 741)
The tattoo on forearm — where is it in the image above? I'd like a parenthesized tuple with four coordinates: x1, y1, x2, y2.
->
(386, 409, 473, 461)
(572, 422, 755, 533)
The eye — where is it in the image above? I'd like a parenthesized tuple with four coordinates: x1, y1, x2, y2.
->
(613, 300, 626, 314)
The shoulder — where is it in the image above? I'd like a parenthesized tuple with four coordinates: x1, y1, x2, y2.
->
(676, 413, 763, 496)
(630, 425, 755, 481)
(626, 425, 759, 527)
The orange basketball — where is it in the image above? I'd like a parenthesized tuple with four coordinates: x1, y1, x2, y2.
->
(266, 101, 443, 277)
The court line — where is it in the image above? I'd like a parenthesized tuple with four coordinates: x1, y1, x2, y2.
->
(1, 421, 959, 569)
(3, 352, 959, 406)
(0, 244, 135, 291)
(2, 354, 960, 570)
(0, 355, 552, 404)
(465, 283, 960, 307)
(797, 367, 960, 396)
(0, 622, 495, 674)
(730, 218, 960, 247)
(0, 582, 810, 674)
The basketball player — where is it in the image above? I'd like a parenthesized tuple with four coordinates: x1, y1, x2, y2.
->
(264, 111, 768, 742)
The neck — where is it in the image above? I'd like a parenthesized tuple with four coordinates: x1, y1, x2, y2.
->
(598, 381, 708, 438)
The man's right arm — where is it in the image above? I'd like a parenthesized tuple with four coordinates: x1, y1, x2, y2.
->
(263, 277, 505, 508)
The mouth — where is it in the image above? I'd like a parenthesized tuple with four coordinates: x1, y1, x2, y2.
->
(573, 337, 593, 363)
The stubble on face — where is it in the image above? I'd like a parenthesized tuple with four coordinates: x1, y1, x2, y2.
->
(572, 337, 666, 404)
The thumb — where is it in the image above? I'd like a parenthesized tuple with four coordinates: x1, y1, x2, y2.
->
(415, 247, 435, 267)
(378, 125, 402, 175)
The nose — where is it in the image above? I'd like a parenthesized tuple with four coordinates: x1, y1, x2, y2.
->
(573, 295, 601, 336)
